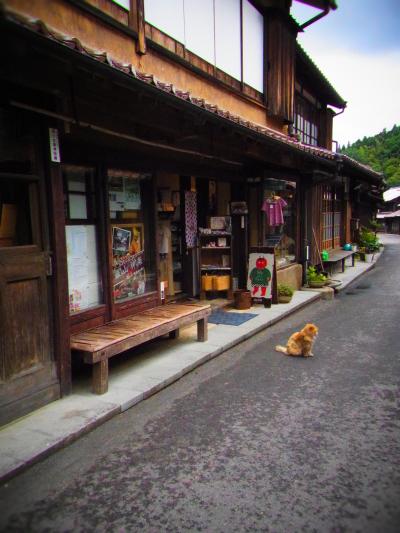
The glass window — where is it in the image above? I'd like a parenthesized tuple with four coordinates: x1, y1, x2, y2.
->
(262, 179, 297, 267)
(64, 166, 96, 221)
(215, 0, 241, 80)
(242, 0, 264, 92)
(144, 0, 185, 43)
(294, 94, 319, 146)
(144, 0, 264, 92)
(108, 170, 156, 303)
(184, 0, 215, 64)
(63, 165, 103, 314)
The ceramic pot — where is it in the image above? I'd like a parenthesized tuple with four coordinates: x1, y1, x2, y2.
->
(278, 295, 292, 303)
(309, 281, 325, 288)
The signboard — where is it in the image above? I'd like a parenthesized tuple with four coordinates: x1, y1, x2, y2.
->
(49, 128, 61, 163)
(247, 252, 274, 299)
(66, 225, 102, 313)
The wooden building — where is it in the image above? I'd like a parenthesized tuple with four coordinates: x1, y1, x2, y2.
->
(377, 187, 400, 234)
(0, 0, 383, 424)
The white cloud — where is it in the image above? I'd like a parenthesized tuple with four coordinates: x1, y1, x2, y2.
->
(299, 44, 400, 147)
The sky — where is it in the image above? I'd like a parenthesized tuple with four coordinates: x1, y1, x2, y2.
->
(290, 0, 400, 148)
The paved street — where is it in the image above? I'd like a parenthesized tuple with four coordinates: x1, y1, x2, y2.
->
(1, 235, 400, 533)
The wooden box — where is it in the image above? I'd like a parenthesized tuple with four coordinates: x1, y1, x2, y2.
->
(201, 275, 214, 291)
(212, 275, 230, 291)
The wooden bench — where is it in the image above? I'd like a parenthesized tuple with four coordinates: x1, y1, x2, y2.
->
(70, 302, 211, 394)
(322, 249, 356, 273)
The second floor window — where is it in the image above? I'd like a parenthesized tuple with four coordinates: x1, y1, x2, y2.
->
(294, 95, 319, 146)
(144, 0, 264, 93)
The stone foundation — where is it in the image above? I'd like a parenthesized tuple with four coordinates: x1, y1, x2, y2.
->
(276, 263, 303, 290)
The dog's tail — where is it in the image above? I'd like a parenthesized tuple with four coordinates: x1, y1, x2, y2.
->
(275, 345, 288, 354)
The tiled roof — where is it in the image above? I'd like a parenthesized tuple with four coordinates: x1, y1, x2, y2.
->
(2, 5, 382, 182)
(377, 210, 400, 219)
(339, 154, 383, 182)
(296, 43, 346, 109)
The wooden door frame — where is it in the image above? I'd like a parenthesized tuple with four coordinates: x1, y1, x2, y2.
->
(46, 160, 72, 396)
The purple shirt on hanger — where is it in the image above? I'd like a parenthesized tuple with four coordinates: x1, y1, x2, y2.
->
(261, 197, 287, 226)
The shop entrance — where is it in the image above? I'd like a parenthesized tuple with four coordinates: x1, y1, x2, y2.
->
(0, 175, 59, 426)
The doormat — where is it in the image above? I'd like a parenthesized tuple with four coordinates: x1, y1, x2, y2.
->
(208, 310, 257, 326)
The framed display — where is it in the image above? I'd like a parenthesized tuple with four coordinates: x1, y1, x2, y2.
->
(66, 225, 102, 313)
(210, 216, 231, 231)
(112, 223, 144, 255)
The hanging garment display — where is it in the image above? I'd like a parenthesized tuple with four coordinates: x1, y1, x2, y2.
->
(261, 196, 287, 226)
(185, 190, 197, 248)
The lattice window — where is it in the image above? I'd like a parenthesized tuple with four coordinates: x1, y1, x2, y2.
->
(321, 185, 343, 250)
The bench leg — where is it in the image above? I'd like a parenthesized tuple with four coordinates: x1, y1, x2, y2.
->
(197, 317, 208, 342)
(169, 329, 180, 339)
(93, 360, 108, 394)
(342, 259, 345, 272)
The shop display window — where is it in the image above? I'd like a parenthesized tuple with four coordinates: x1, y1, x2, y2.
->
(63, 165, 103, 314)
(108, 170, 156, 303)
(263, 179, 297, 267)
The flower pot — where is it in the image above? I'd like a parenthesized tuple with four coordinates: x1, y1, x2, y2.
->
(278, 295, 292, 303)
(360, 252, 374, 262)
(309, 281, 325, 288)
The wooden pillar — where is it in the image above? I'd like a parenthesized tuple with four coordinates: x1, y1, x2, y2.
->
(129, 0, 146, 55)
(44, 125, 72, 396)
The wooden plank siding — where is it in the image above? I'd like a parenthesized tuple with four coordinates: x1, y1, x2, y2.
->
(266, 11, 296, 123)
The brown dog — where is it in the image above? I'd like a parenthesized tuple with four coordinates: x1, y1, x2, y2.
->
(275, 323, 319, 357)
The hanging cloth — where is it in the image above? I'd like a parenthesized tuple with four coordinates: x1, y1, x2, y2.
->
(261, 196, 287, 226)
(185, 190, 197, 248)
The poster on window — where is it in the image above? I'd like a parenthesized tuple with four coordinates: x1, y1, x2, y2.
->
(65, 225, 102, 313)
(108, 176, 125, 212)
(112, 227, 131, 254)
(124, 178, 141, 210)
(113, 250, 146, 301)
(108, 172, 142, 212)
(247, 253, 274, 298)
(112, 223, 145, 301)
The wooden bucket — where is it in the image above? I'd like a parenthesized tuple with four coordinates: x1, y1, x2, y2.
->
(234, 290, 252, 310)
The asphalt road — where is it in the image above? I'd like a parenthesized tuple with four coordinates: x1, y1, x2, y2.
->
(1, 235, 400, 533)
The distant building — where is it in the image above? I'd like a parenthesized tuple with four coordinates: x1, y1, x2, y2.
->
(377, 187, 400, 234)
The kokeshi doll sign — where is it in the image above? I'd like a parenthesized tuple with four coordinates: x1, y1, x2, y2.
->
(247, 253, 274, 299)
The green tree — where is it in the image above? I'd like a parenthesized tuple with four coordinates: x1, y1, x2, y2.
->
(340, 125, 400, 186)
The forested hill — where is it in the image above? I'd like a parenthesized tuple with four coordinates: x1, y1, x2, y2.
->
(340, 125, 400, 186)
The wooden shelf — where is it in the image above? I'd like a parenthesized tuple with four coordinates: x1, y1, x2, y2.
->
(201, 246, 230, 250)
(200, 266, 231, 271)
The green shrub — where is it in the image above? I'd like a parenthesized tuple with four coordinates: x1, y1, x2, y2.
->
(307, 266, 327, 283)
(277, 283, 294, 297)
(358, 227, 380, 253)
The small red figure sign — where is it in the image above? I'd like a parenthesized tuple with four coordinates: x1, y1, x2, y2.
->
(247, 253, 274, 298)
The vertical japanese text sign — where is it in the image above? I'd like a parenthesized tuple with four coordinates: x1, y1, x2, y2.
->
(49, 128, 61, 163)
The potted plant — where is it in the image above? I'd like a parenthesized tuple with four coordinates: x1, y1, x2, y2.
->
(358, 227, 380, 262)
(277, 283, 294, 303)
(307, 265, 327, 288)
